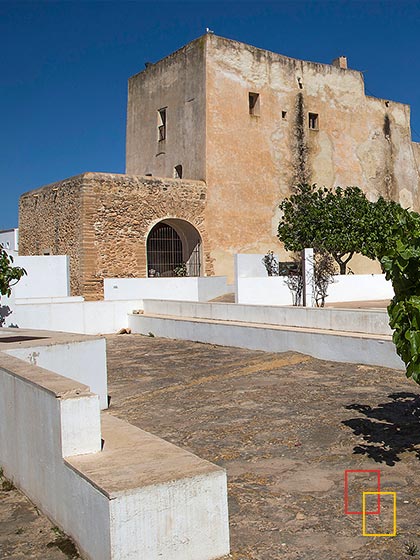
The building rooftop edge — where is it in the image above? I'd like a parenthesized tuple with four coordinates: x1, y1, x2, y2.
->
(129, 32, 362, 80)
(128, 33, 412, 110)
(19, 172, 207, 198)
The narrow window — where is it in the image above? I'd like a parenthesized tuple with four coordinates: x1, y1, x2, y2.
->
(282, 111, 287, 120)
(248, 92, 260, 116)
(308, 112, 319, 130)
(173, 165, 183, 179)
(157, 108, 166, 141)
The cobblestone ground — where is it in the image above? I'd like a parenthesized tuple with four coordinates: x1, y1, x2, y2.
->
(3, 334, 420, 559)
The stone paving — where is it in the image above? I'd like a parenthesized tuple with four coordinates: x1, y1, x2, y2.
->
(2, 333, 420, 559)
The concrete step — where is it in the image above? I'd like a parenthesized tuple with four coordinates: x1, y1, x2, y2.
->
(140, 299, 392, 336)
(129, 311, 403, 371)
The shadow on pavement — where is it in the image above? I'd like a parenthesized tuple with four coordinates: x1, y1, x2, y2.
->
(342, 391, 420, 466)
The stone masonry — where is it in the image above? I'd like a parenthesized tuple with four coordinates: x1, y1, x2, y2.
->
(19, 173, 210, 300)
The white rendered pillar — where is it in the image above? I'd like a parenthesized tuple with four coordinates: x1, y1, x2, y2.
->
(303, 248, 314, 307)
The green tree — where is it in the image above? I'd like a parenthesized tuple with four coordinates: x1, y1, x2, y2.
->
(277, 184, 399, 274)
(278, 183, 420, 385)
(0, 248, 26, 297)
(376, 209, 420, 384)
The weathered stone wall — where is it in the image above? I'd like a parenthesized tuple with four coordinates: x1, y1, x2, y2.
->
(19, 175, 84, 295)
(126, 36, 207, 181)
(19, 173, 209, 300)
(411, 142, 420, 189)
(203, 34, 420, 279)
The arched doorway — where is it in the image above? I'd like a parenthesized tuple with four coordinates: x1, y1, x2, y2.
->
(147, 219, 202, 277)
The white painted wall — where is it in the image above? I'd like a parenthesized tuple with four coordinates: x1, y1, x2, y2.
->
(109, 471, 229, 560)
(0, 228, 18, 253)
(5, 338, 108, 410)
(0, 352, 230, 560)
(236, 277, 294, 306)
(234, 254, 273, 278)
(236, 274, 393, 306)
(141, 299, 392, 336)
(12, 255, 70, 298)
(0, 357, 107, 560)
(327, 274, 393, 303)
(103, 276, 228, 302)
(1, 298, 141, 335)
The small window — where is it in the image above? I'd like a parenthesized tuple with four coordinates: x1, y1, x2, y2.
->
(173, 165, 183, 179)
(282, 111, 287, 120)
(249, 92, 260, 116)
(308, 112, 319, 130)
(157, 108, 166, 141)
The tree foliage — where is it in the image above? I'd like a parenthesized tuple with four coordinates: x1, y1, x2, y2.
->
(277, 184, 400, 274)
(0, 248, 26, 297)
(277, 183, 420, 385)
(377, 209, 420, 384)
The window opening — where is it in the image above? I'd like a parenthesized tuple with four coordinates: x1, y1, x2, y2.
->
(147, 221, 202, 278)
(157, 108, 166, 141)
(282, 111, 287, 120)
(174, 165, 183, 179)
(308, 112, 319, 130)
(248, 92, 260, 116)
(147, 223, 182, 277)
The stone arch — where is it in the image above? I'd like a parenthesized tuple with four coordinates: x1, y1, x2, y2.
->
(146, 218, 202, 277)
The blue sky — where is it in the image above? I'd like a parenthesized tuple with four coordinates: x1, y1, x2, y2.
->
(1, 0, 420, 229)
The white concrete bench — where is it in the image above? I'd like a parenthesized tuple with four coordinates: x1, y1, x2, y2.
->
(0, 349, 229, 560)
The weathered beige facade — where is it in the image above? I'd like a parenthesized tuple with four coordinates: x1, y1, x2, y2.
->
(20, 34, 420, 297)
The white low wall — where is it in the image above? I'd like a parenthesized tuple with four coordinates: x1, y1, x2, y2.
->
(4, 337, 108, 410)
(12, 255, 70, 298)
(1, 298, 141, 335)
(236, 274, 393, 306)
(0, 351, 229, 560)
(130, 313, 403, 371)
(0, 228, 19, 253)
(103, 276, 228, 302)
(236, 276, 293, 306)
(327, 274, 393, 302)
(0, 353, 106, 559)
(142, 299, 392, 336)
(235, 254, 272, 278)
(1, 277, 228, 335)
